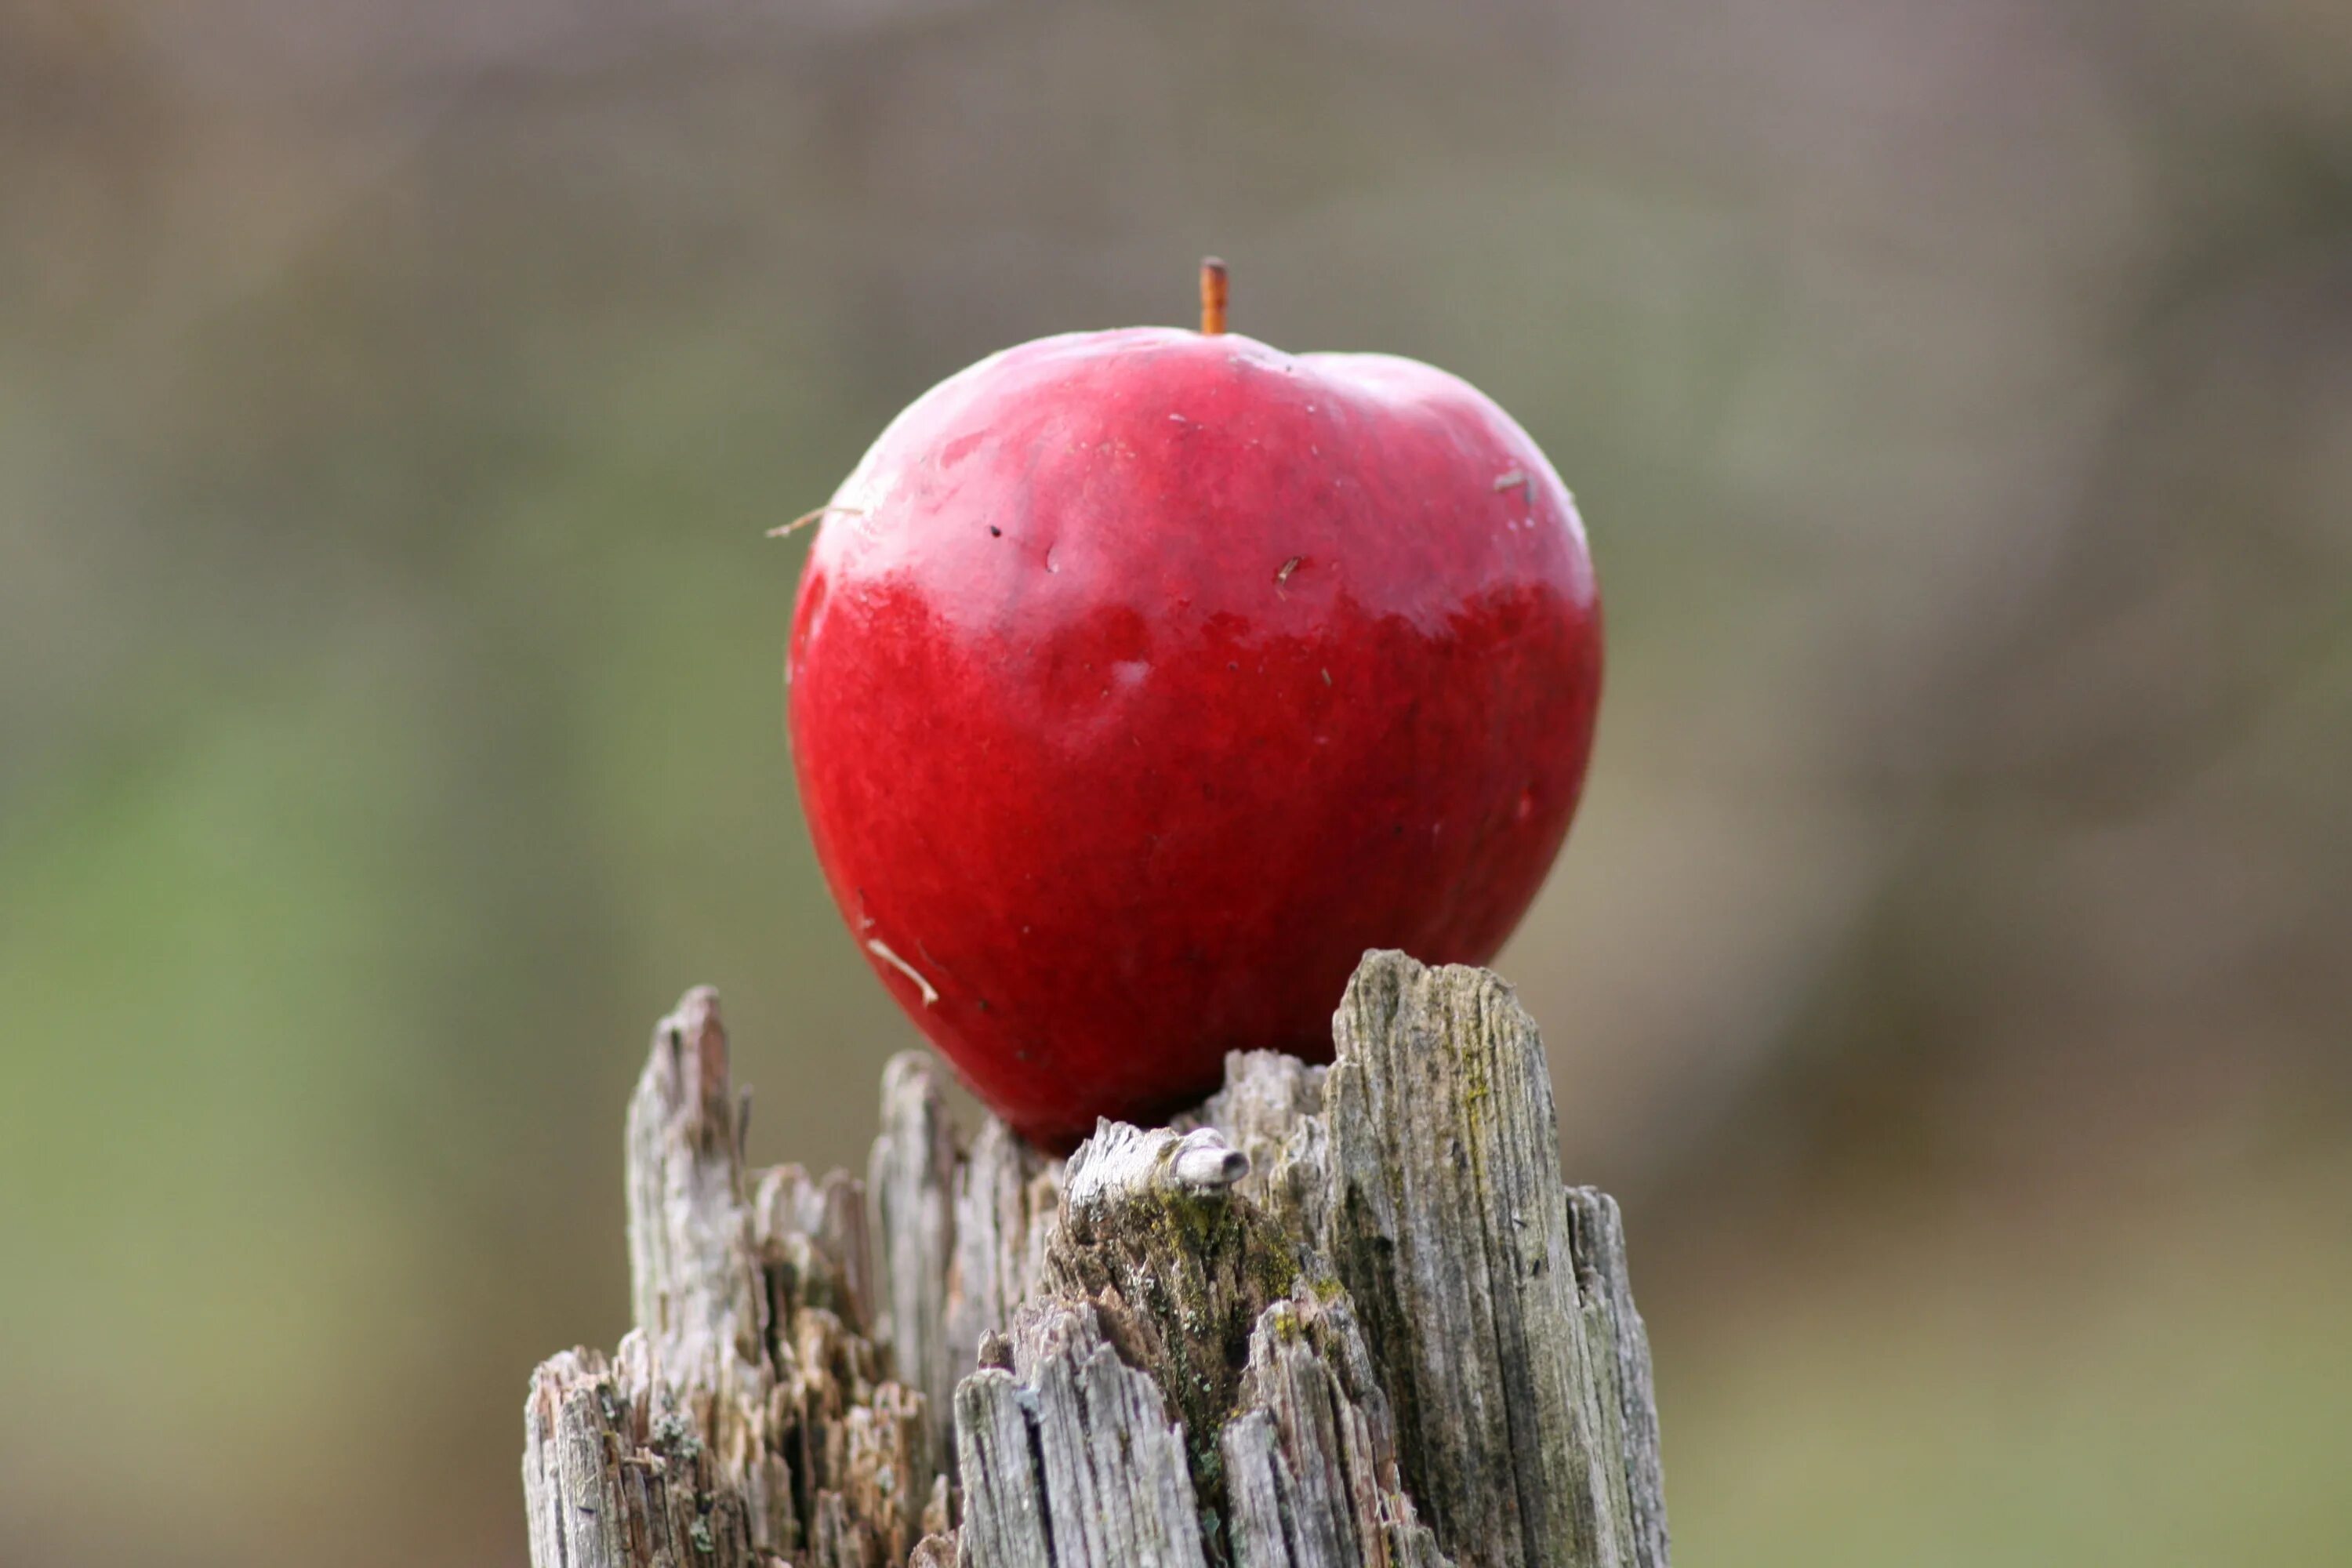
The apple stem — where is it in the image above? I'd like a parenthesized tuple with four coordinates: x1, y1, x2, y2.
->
(1200, 257, 1228, 336)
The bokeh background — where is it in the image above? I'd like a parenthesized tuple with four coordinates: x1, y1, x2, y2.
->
(5, 2, 2349, 1563)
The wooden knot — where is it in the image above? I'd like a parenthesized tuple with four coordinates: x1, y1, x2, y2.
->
(1171, 1127, 1250, 1190)
(1062, 1121, 1250, 1217)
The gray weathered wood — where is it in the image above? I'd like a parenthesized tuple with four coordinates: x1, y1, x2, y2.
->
(944, 1114, 1062, 1427)
(525, 951, 1669, 1568)
(1319, 956, 1637, 1568)
(962, 1299, 1211, 1568)
(524, 989, 927, 1568)
(872, 1051, 963, 1474)
(1566, 1190, 1670, 1568)
(1218, 1286, 1450, 1568)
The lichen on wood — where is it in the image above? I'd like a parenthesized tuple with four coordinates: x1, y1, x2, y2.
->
(523, 952, 1669, 1568)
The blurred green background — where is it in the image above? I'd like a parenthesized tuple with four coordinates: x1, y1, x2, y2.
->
(3, 2, 2348, 1563)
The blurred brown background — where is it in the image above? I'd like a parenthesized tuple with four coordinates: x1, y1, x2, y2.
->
(3, 2, 2348, 1563)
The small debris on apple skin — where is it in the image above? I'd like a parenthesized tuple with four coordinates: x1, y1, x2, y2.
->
(788, 320, 1601, 1147)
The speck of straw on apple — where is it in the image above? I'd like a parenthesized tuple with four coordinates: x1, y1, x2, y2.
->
(786, 260, 1601, 1148)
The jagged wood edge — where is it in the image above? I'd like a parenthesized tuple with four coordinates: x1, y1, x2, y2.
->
(522, 953, 1669, 1568)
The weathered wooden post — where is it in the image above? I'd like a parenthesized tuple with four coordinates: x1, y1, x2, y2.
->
(523, 951, 1668, 1568)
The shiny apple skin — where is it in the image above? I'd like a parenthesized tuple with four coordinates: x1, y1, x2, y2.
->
(788, 327, 1600, 1146)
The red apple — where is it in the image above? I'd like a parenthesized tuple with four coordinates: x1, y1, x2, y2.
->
(787, 265, 1600, 1145)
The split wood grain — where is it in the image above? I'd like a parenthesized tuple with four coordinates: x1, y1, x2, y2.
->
(523, 953, 1669, 1568)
